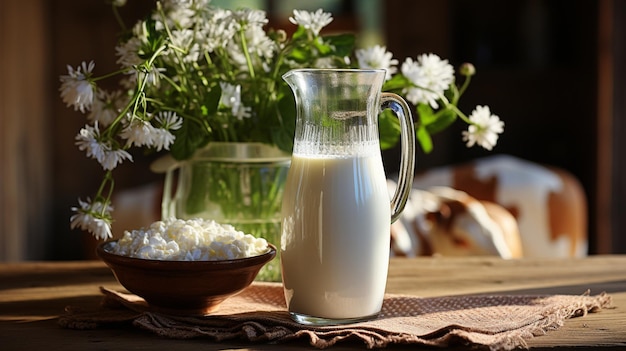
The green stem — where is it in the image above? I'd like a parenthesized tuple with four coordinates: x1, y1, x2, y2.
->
(239, 29, 256, 79)
(446, 103, 472, 124)
(103, 43, 169, 139)
(94, 170, 115, 216)
(92, 68, 133, 82)
(458, 74, 472, 97)
(413, 83, 474, 125)
(103, 91, 139, 138)
(204, 51, 213, 67)
(159, 74, 184, 93)
(104, 173, 115, 212)
(158, 3, 189, 87)
(146, 44, 168, 67)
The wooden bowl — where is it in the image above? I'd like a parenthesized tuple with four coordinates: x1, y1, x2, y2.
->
(96, 241, 276, 316)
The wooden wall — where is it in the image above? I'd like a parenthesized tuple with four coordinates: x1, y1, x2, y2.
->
(0, 0, 51, 260)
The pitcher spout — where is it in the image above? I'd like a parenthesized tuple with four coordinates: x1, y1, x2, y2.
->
(282, 68, 386, 98)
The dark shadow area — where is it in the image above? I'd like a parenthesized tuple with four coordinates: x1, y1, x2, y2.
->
(0, 266, 114, 291)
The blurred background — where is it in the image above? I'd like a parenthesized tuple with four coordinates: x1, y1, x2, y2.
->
(1, 0, 624, 261)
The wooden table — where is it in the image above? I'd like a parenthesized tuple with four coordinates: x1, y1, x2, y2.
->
(1, 256, 625, 350)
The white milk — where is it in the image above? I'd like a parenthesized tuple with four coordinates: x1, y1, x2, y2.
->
(280, 152, 391, 320)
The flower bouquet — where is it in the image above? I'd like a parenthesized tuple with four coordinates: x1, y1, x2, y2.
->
(60, 0, 503, 245)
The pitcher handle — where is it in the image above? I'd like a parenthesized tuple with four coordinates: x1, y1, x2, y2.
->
(381, 92, 415, 223)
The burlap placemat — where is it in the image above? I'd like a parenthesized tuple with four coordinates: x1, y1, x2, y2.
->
(59, 282, 612, 350)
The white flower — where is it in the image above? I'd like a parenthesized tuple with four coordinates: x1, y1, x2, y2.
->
(120, 118, 157, 148)
(401, 53, 454, 108)
(462, 105, 504, 150)
(75, 123, 107, 163)
(242, 24, 276, 60)
(59, 61, 96, 113)
(233, 8, 268, 27)
(115, 37, 143, 68)
(289, 9, 333, 36)
(151, 128, 176, 151)
(226, 41, 248, 68)
(87, 89, 124, 127)
(75, 123, 133, 170)
(355, 45, 398, 80)
(224, 9, 275, 68)
(157, 0, 200, 30)
(100, 147, 134, 170)
(169, 29, 200, 63)
(197, 8, 236, 53)
(219, 82, 251, 120)
(70, 198, 113, 240)
(155, 111, 183, 130)
(152, 111, 183, 151)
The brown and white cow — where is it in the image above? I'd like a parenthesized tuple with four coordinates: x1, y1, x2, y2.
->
(409, 155, 588, 258)
(389, 182, 523, 258)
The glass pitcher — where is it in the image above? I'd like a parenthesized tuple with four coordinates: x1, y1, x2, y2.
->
(280, 69, 415, 325)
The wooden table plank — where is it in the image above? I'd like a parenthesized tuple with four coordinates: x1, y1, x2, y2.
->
(387, 255, 626, 296)
(386, 256, 626, 350)
(1, 257, 625, 350)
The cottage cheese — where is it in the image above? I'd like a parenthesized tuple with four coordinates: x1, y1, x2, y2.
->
(109, 218, 269, 261)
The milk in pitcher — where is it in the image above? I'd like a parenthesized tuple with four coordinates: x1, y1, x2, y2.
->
(280, 146, 391, 321)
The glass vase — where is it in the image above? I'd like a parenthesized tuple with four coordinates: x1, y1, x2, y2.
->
(161, 142, 290, 281)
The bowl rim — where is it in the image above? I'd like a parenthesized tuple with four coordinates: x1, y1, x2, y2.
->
(96, 240, 277, 271)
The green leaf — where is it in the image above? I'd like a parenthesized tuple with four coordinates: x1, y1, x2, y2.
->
(378, 109, 401, 150)
(416, 103, 458, 135)
(416, 125, 433, 154)
(313, 38, 333, 55)
(416, 103, 436, 125)
(272, 127, 294, 153)
(323, 34, 356, 57)
(170, 119, 209, 160)
(287, 45, 310, 63)
(382, 75, 411, 91)
(138, 18, 166, 60)
(202, 83, 221, 116)
(426, 108, 457, 134)
(291, 26, 308, 41)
